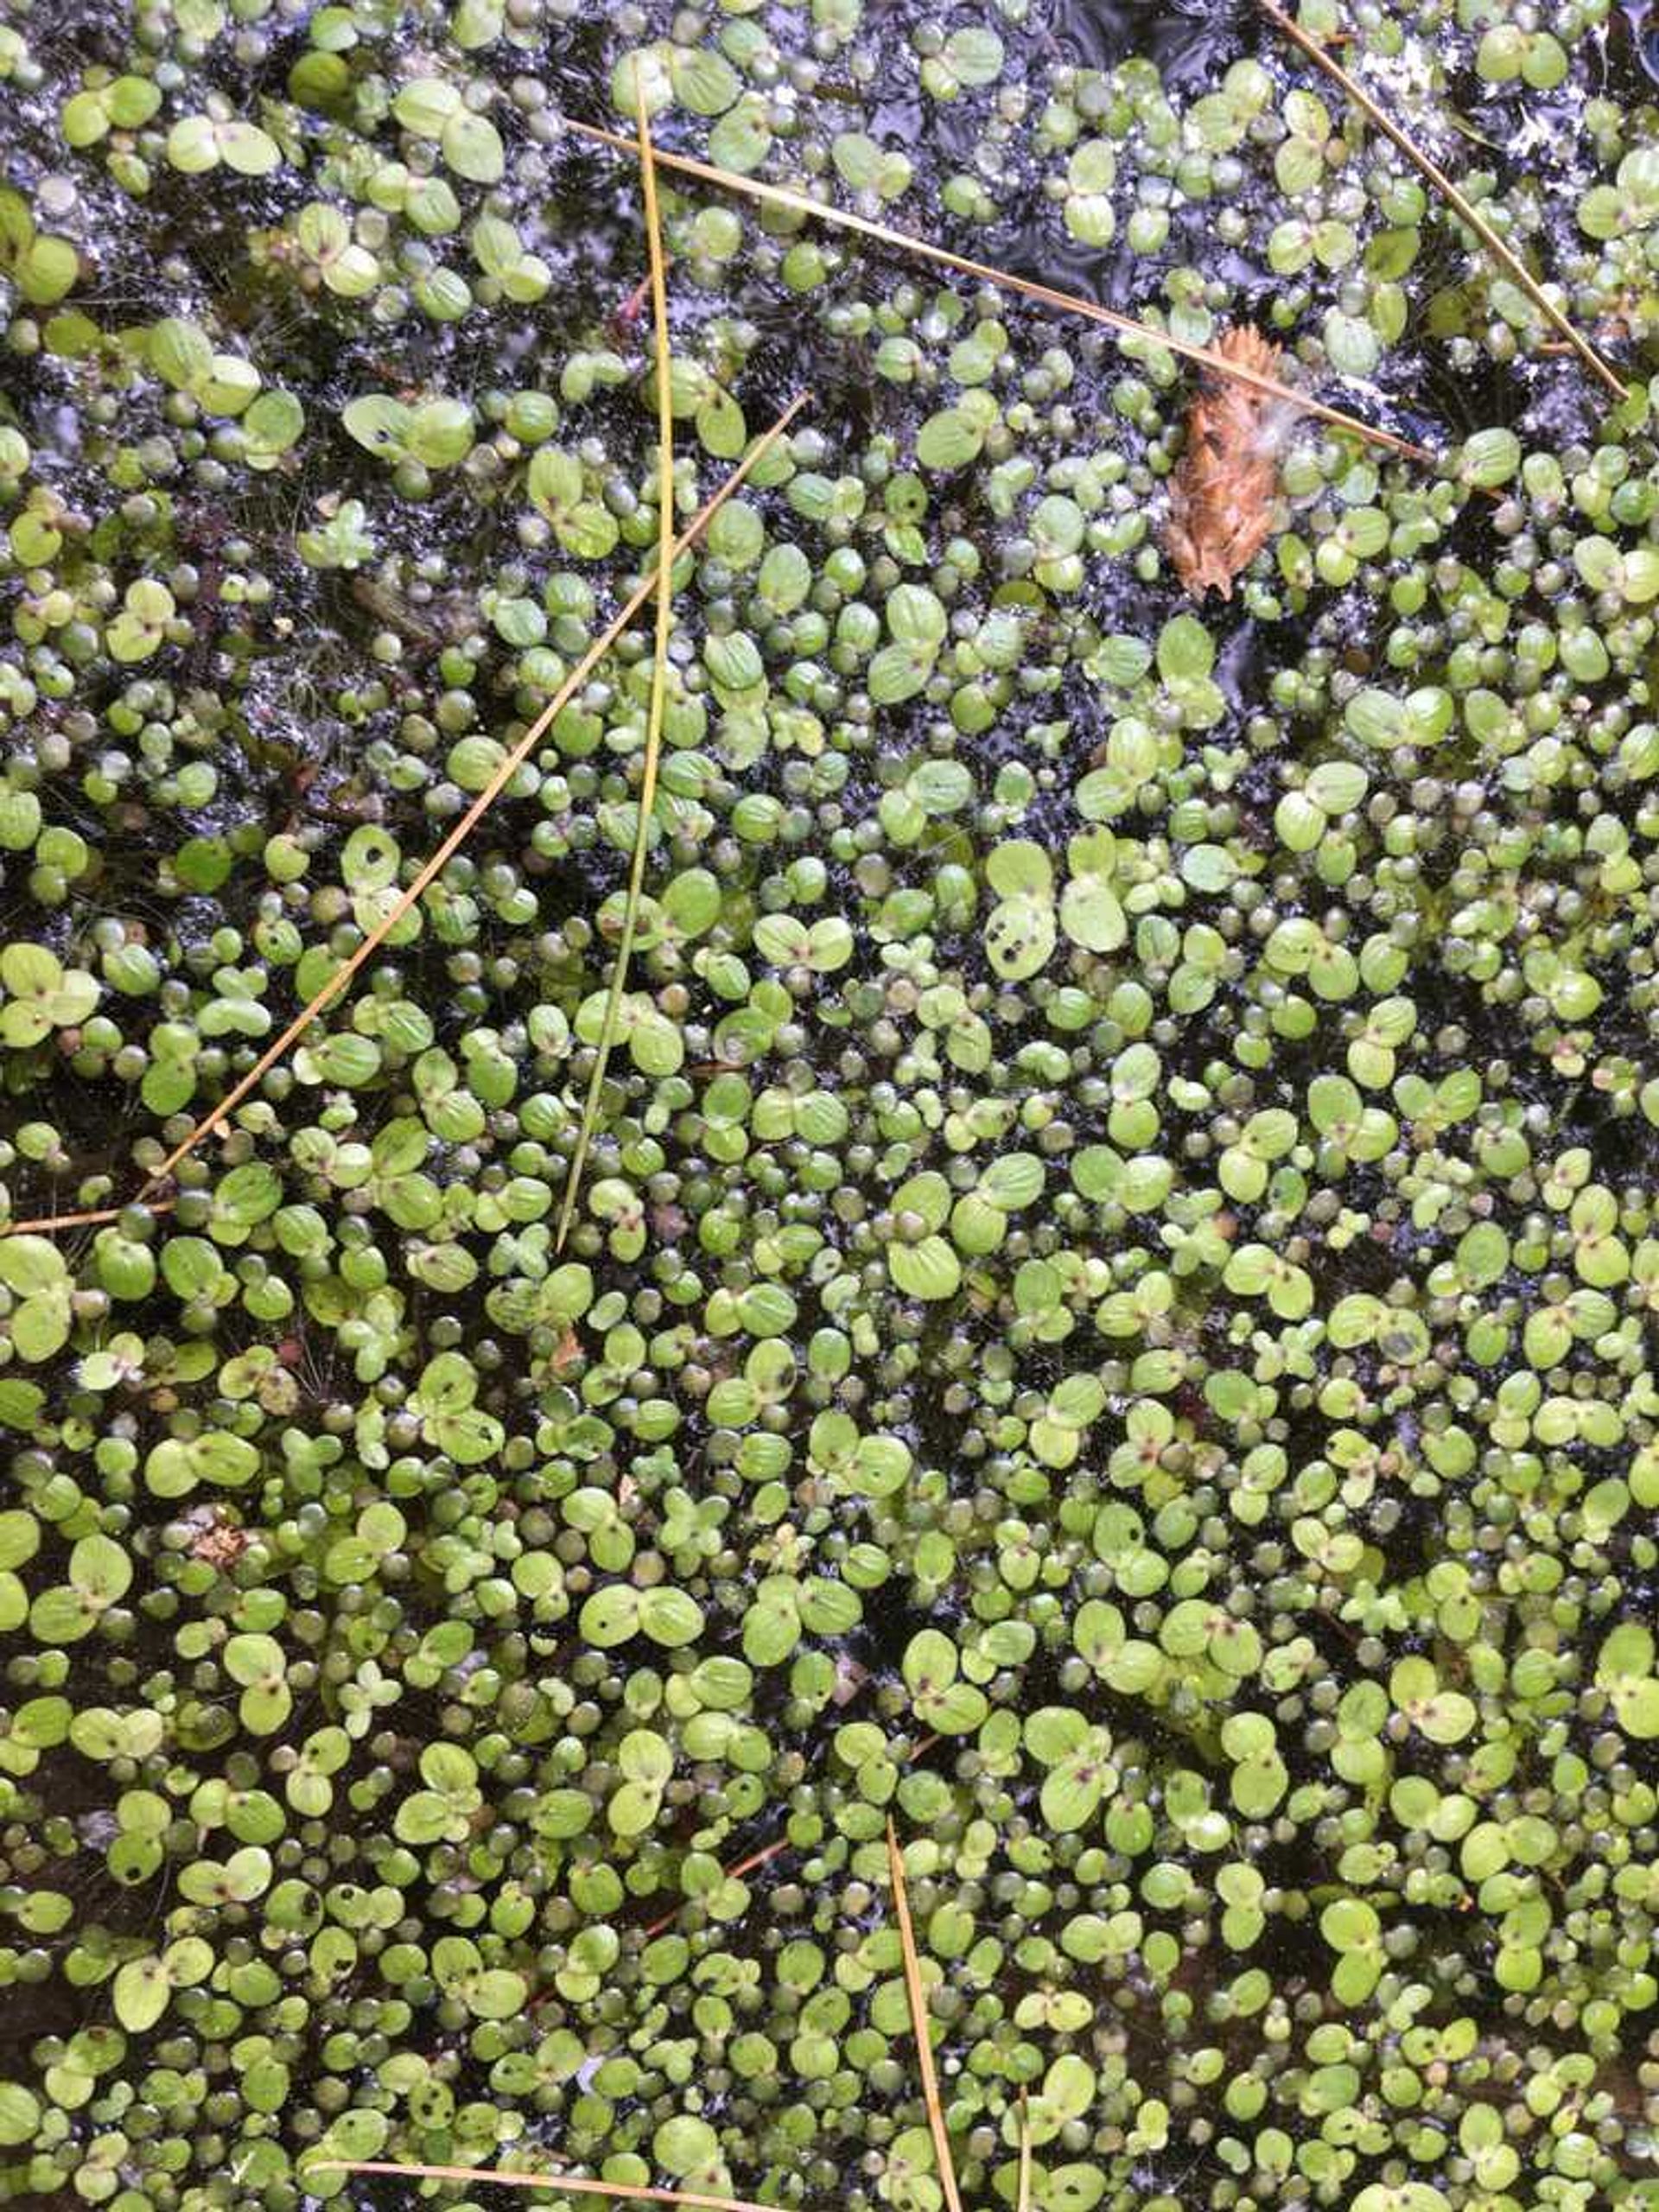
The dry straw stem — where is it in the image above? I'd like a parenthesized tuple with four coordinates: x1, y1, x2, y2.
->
(307, 2161, 785, 2212)
(1255, 0, 1626, 400)
(0, 1198, 176, 1236)
(558, 81, 678, 1251)
(103, 391, 807, 1217)
(1017, 2092, 1033, 2212)
(632, 1731, 939, 1949)
(559, 113, 1437, 466)
(640, 1834, 789, 1941)
(887, 1819, 965, 2212)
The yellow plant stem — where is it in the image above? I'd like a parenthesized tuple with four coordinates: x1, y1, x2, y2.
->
(887, 1820, 965, 2212)
(558, 80, 678, 1250)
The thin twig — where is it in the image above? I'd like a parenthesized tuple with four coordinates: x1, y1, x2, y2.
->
(558, 82, 677, 1251)
(1255, 0, 1626, 400)
(307, 2161, 785, 2212)
(557, 113, 1438, 466)
(641, 1835, 790, 1942)
(113, 395, 806, 1213)
(626, 1731, 941, 1956)
(1, 1198, 176, 1236)
(1017, 2091, 1033, 2212)
(887, 1820, 964, 2212)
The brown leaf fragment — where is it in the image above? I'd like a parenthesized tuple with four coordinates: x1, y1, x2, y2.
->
(1166, 325, 1288, 601)
(548, 1325, 584, 1378)
(187, 1509, 251, 1570)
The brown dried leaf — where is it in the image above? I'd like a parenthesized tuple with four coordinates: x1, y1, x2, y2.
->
(1166, 325, 1287, 601)
(188, 1509, 251, 1570)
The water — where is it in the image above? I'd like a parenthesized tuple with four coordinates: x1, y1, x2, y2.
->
(3, 2, 1659, 2207)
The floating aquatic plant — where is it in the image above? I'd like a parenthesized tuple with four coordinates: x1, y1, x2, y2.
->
(557, 115, 1440, 466)
(0, 8, 1656, 2212)
(1255, 0, 1627, 399)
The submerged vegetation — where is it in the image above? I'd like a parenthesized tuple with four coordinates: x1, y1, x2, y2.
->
(2, 3, 1659, 2212)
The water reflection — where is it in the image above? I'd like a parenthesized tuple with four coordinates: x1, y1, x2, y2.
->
(1622, 0, 1659, 84)
(1050, 0, 1243, 84)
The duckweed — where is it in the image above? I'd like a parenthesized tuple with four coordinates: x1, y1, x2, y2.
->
(3, 3, 1659, 2212)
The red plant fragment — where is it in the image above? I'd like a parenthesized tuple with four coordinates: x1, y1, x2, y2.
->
(1166, 325, 1288, 600)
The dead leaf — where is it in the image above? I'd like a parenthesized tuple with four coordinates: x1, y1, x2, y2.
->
(548, 1325, 584, 1377)
(188, 1510, 251, 1570)
(1166, 324, 1288, 601)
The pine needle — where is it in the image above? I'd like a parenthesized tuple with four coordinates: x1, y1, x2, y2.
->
(631, 1729, 940, 1951)
(306, 2160, 783, 2212)
(640, 1834, 789, 1942)
(887, 1819, 964, 2212)
(557, 80, 677, 1253)
(1017, 2092, 1033, 2212)
(111, 392, 806, 1216)
(0, 1198, 176, 1237)
(557, 112, 1438, 466)
(1255, 0, 1626, 400)
(531, 1830, 786, 2007)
